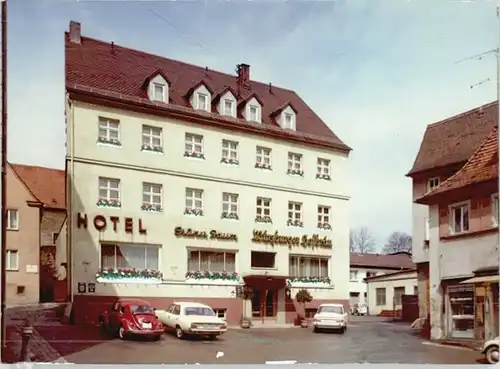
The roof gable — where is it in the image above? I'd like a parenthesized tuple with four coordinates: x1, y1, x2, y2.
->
(350, 252, 415, 270)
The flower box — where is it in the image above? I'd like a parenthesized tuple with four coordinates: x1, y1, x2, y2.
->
(96, 268, 162, 284)
(142, 144, 163, 153)
(184, 208, 204, 216)
(221, 212, 239, 220)
(255, 215, 272, 224)
(317, 222, 332, 230)
(287, 169, 304, 176)
(286, 277, 331, 287)
(96, 199, 121, 208)
(184, 151, 205, 159)
(316, 173, 331, 181)
(255, 162, 272, 170)
(287, 219, 304, 228)
(221, 158, 239, 165)
(185, 271, 240, 282)
(97, 137, 121, 146)
(141, 203, 162, 212)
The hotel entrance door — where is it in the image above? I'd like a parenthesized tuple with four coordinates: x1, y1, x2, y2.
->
(251, 288, 277, 321)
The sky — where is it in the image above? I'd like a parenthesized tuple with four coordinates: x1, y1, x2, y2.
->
(7, 0, 497, 249)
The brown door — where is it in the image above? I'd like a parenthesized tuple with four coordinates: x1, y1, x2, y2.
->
(39, 246, 56, 302)
(264, 289, 277, 317)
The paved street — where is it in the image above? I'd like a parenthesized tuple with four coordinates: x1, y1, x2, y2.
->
(54, 317, 482, 364)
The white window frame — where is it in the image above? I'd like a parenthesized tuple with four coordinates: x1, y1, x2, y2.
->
(317, 158, 331, 179)
(153, 83, 165, 102)
(197, 93, 208, 111)
(284, 113, 294, 129)
(317, 205, 331, 229)
(376, 288, 386, 306)
(221, 140, 239, 164)
(287, 201, 303, 227)
(249, 105, 259, 122)
(6, 250, 19, 271)
(223, 99, 234, 116)
(97, 117, 120, 145)
(142, 183, 162, 211)
(289, 255, 329, 278)
(184, 133, 204, 158)
(6, 209, 19, 230)
(213, 308, 227, 320)
(185, 188, 203, 215)
(287, 152, 303, 174)
(222, 192, 239, 219)
(350, 270, 358, 282)
(428, 177, 440, 192)
(187, 250, 236, 273)
(142, 125, 163, 152)
(256, 197, 271, 221)
(98, 177, 121, 206)
(448, 201, 470, 235)
(100, 243, 160, 271)
(256, 146, 272, 169)
(492, 193, 499, 226)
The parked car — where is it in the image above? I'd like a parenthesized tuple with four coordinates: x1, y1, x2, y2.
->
(313, 303, 348, 334)
(155, 301, 227, 340)
(353, 304, 368, 316)
(481, 336, 499, 364)
(99, 298, 164, 340)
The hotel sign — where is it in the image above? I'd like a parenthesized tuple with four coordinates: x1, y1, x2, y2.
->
(76, 213, 147, 235)
(174, 227, 238, 241)
(251, 230, 332, 249)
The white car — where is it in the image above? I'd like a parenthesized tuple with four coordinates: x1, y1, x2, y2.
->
(481, 336, 499, 364)
(155, 301, 227, 340)
(313, 303, 348, 334)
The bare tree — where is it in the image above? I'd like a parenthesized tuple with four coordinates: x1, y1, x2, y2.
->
(383, 231, 412, 254)
(349, 227, 376, 253)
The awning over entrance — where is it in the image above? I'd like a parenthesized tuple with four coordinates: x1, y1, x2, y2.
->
(460, 275, 500, 284)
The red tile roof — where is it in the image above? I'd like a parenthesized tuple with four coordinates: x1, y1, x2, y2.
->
(10, 163, 65, 210)
(350, 252, 415, 270)
(364, 268, 417, 281)
(416, 127, 498, 203)
(65, 26, 350, 152)
(407, 101, 497, 176)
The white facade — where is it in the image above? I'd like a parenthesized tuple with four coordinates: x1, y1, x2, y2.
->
(366, 270, 417, 316)
(67, 101, 350, 321)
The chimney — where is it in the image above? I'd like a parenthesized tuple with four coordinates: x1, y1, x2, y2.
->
(69, 21, 81, 44)
(237, 63, 250, 92)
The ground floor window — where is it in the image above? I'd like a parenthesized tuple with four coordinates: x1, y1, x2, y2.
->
(376, 287, 386, 306)
(213, 308, 227, 320)
(447, 284, 475, 339)
(393, 286, 405, 306)
(100, 243, 159, 270)
(289, 256, 329, 277)
(188, 250, 236, 272)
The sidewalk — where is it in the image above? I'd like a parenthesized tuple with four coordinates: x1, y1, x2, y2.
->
(430, 339, 482, 351)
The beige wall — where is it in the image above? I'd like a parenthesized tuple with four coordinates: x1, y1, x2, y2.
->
(367, 271, 417, 316)
(6, 166, 40, 305)
(41, 209, 66, 246)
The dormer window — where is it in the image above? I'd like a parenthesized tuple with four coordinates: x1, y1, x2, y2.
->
(153, 83, 165, 102)
(145, 71, 170, 103)
(249, 105, 259, 122)
(284, 113, 293, 129)
(224, 100, 234, 116)
(197, 93, 208, 111)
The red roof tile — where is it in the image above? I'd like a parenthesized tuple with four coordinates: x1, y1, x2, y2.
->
(10, 163, 65, 210)
(417, 127, 498, 203)
(350, 252, 415, 270)
(65, 27, 350, 152)
(407, 102, 497, 176)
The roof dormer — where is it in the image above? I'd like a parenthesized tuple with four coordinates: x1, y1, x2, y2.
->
(144, 70, 170, 103)
(272, 102, 298, 131)
(239, 93, 264, 123)
(186, 80, 213, 112)
(213, 86, 237, 118)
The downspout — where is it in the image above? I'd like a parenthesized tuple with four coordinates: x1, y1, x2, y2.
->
(66, 94, 75, 304)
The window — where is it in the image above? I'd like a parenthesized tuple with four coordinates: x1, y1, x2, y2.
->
(221, 140, 239, 164)
(142, 183, 162, 211)
(256, 197, 271, 222)
(197, 93, 208, 110)
(449, 202, 469, 234)
(350, 270, 358, 281)
(376, 288, 386, 306)
(425, 217, 430, 241)
(142, 125, 163, 152)
(213, 308, 227, 320)
(287, 201, 303, 227)
(184, 133, 204, 158)
(289, 256, 329, 277)
(98, 177, 121, 207)
(185, 188, 203, 216)
(317, 206, 331, 229)
(414, 286, 418, 295)
(97, 117, 120, 145)
(287, 152, 303, 175)
(251, 251, 276, 269)
(223, 100, 233, 116)
(6, 250, 18, 271)
(366, 271, 377, 278)
(222, 192, 239, 219)
(153, 83, 165, 102)
(249, 105, 259, 122)
(428, 177, 440, 192)
(284, 113, 293, 129)
(317, 158, 331, 180)
(393, 286, 405, 306)
(6, 209, 18, 230)
(100, 243, 160, 271)
(493, 194, 499, 226)
(188, 250, 236, 272)
(255, 146, 272, 169)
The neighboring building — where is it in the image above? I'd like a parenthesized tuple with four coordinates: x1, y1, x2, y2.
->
(415, 127, 498, 341)
(64, 21, 352, 326)
(365, 269, 418, 316)
(349, 252, 415, 309)
(6, 163, 65, 305)
(406, 101, 497, 328)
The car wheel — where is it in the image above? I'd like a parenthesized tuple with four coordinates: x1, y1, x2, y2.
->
(152, 335, 161, 341)
(175, 326, 184, 340)
(339, 327, 345, 335)
(208, 335, 218, 340)
(118, 326, 126, 340)
(313, 327, 319, 333)
(486, 346, 499, 364)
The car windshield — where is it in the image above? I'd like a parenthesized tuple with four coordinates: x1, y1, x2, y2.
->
(184, 307, 215, 316)
(130, 305, 155, 314)
(317, 306, 343, 314)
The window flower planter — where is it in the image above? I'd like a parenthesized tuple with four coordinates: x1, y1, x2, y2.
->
(185, 271, 239, 282)
(96, 199, 121, 208)
(142, 144, 163, 153)
(184, 151, 205, 159)
(255, 162, 272, 170)
(97, 137, 121, 146)
(96, 268, 162, 283)
(287, 219, 303, 228)
(287, 169, 304, 176)
(317, 222, 332, 230)
(316, 173, 331, 181)
(255, 215, 272, 224)
(287, 277, 331, 285)
(221, 212, 239, 220)
(141, 203, 162, 212)
(184, 208, 203, 216)
(221, 158, 239, 165)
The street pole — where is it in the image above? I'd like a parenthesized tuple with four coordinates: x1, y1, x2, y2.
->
(0, 0, 7, 359)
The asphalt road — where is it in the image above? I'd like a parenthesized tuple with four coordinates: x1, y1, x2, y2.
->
(61, 316, 482, 364)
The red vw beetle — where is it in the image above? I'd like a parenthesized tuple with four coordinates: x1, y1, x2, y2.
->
(99, 298, 164, 340)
